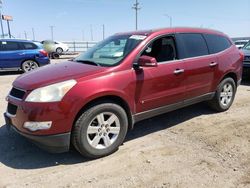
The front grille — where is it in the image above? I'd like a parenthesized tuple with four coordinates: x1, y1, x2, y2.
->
(9, 87, 26, 100)
(244, 56, 250, 62)
(7, 103, 18, 116)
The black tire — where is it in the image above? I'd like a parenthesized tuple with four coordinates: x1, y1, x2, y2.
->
(208, 77, 236, 112)
(52, 52, 60, 59)
(21, 60, 39, 72)
(56, 47, 63, 54)
(72, 103, 128, 158)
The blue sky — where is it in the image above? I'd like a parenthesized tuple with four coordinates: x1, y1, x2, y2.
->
(1, 0, 250, 41)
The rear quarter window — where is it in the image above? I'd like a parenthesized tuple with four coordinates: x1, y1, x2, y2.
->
(22, 42, 38, 50)
(176, 33, 209, 59)
(203, 34, 231, 54)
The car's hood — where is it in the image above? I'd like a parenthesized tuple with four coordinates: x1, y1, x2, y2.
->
(13, 61, 106, 90)
(241, 49, 250, 56)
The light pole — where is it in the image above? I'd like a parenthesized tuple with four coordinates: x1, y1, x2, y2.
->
(0, 0, 4, 38)
(90, 24, 93, 41)
(132, 0, 141, 30)
(164, 14, 172, 27)
(32, 28, 35, 40)
(24, 31, 27, 39)
(82, 29, 84, 41)
(50, 25, 55, 40)
(102, 24, 105, 40)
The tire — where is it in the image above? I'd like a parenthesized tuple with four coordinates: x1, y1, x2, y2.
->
(52, 52, 60, 59)
(72, 103, 128, 158)
(21, 60, 39, 72)
(56, 47, 63, 54)
(208, 77, 236, 112)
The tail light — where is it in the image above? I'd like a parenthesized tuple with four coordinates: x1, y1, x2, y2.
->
(39, 49, 48, 57)
(239, 50, 244, 62)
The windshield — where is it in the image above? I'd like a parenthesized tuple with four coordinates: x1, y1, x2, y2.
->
(74, 34, 146, 66)
(243, 42, 250, 50)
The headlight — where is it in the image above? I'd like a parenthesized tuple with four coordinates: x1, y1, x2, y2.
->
(25, 79, 77, 102)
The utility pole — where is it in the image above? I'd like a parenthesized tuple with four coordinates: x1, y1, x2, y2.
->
(32, 28, 35, 40)
(164, 14, 172, 27)
(90, 24, 93, 41)
(82, 29, 84, 41)
(0, 0, 4, 38)
(132, 0, 140, 30)
(6, 19, 10, 38)
(102, 24, 105, 40)
(24, 31, 27, 39)
(49, 25, 55, 40)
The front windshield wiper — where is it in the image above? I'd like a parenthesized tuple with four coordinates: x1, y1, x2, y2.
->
(74, 59, 100, 66)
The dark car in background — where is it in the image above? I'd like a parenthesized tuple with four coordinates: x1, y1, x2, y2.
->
(241, 41, 250, 76)
(0, 39, 50, 72)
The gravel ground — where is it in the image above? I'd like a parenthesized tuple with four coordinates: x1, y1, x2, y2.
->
(0, 58, 249, 188)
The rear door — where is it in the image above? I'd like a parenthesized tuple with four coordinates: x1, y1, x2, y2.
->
(175, 33, 218, 99)
(0, 41, 24, 68)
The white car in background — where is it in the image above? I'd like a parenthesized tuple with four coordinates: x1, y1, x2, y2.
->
(41, 40, 69, 54)
(234, 40, 249, 49)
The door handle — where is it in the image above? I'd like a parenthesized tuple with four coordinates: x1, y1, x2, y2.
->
(19, 53, 25, 55)
(209, 62, 218, 67)
(174, 69, 184, 74)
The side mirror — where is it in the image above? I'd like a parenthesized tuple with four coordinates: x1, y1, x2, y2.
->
(138, 55, 158, 67)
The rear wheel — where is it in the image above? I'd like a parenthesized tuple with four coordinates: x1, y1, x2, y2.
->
(208, 77, 236, 112)
(72, 102, 128, 158)
(21, 60, 39, 72)
(56, 47, 63, 54)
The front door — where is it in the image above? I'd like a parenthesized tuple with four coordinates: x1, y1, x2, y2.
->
(133, 36, 186, 113)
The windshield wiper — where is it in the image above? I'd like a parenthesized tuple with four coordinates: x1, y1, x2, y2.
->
(74, 60, 100, 66)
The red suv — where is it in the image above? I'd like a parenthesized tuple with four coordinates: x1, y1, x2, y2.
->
(4, 28, 243, 158)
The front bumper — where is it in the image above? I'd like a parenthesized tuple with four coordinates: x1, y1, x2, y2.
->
(4, 112, 70, 153)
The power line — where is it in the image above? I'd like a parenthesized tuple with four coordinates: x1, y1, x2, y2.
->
(132, 0, 141, 30)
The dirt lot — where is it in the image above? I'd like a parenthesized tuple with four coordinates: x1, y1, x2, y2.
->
(0, 58, 249, 188)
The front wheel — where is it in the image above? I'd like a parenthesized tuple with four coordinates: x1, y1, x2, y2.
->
(72, 103, 128, 158)
(21, 60, 39, 72)
(208, 77, 236, 112)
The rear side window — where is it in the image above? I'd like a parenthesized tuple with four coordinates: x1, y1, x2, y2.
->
(176, 33, 209, 59)
(0, 41, 20, 51)
(203, 34, 231, 54)
(22, 42, 38, 50)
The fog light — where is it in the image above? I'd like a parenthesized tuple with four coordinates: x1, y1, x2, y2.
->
(23, 121, 52, 132)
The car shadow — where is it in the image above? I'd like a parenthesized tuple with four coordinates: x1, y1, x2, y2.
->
(0, 103, 215, 170)
(0, 71, 22, 76)
(241, 78, 250, 86)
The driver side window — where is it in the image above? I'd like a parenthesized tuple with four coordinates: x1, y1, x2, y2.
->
(141, 36, 177, 63)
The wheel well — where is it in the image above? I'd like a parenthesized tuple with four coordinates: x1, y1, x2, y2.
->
(73, 96, 134, 131)
(56, 47, 63, 51)
(221, 72, 237, 85)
